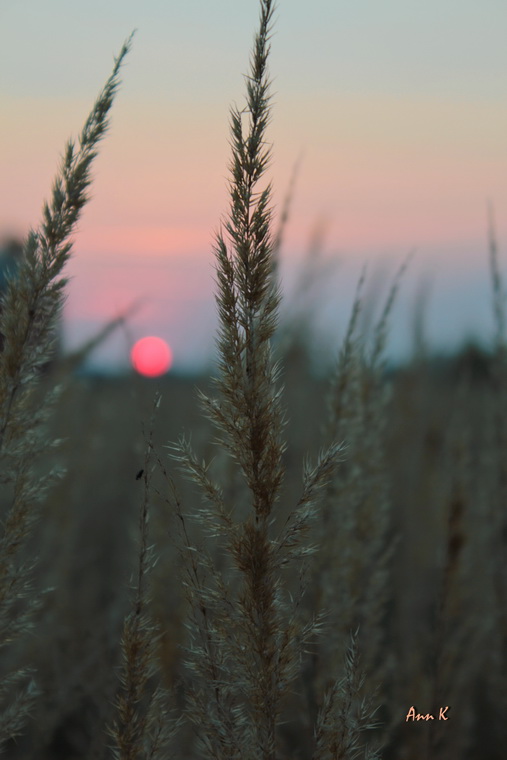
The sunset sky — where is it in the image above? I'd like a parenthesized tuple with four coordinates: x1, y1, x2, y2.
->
(2, 0, 507, 371)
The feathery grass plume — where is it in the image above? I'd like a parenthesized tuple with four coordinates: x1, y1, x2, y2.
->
(271, 151, 304, 273)
(313, 629, 381, 760)
(411, 275, 432, 364)
(325, 266, 367, 445)
(0, 35, 132, 748)
(110, 393, 179, 760)
(313, 259, 410, 750)
(359, 256, 411, 677)
(170, 1, 341, 757)
(485, 203, 507, 746)
(488, 203, 506, 354)
(277, 217, 340, 373)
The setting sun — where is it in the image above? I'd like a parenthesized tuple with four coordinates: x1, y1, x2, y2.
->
(131, 336, 172, 377)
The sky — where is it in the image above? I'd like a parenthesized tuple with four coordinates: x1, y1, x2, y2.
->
(1, 0, 507, 372)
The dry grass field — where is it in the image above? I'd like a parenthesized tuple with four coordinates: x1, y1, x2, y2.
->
(1, 1, 506, 758)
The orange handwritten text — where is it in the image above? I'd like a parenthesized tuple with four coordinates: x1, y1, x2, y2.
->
(405, 706, 450, 722)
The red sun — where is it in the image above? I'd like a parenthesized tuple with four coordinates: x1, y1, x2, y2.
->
(131, 336, 173, 377)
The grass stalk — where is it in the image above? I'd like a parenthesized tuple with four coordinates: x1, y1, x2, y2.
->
(0, 35, 132, 748)
(170, 2, 341, 757)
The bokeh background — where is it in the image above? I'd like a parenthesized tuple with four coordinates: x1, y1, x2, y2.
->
(2, 0, 507, 371)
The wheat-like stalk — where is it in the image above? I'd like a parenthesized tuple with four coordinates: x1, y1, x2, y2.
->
(0, 35, 132, 748)
(167, 2, 356, 758)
